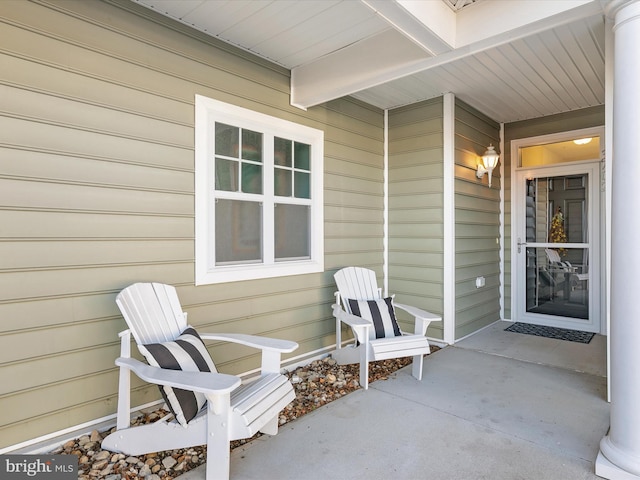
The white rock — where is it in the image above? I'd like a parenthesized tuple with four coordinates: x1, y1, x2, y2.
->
(162, 457, 177, 470)
(99, 464, 113, 476)
(111, 454, 125, 463)
(93, 450, 111, 461)
(139, 464, 152, 477)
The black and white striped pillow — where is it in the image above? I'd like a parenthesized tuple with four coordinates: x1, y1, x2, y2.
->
(139, 327, 217, 427)
(347, 297, 402, 340)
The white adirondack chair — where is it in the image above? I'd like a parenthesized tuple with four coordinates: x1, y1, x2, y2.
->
(332, 267, 441, 389)
(102, 282, 298, 480)
(544, 248, 589, 298)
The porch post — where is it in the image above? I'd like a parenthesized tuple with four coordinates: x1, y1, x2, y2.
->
(597, 1, 640, 479)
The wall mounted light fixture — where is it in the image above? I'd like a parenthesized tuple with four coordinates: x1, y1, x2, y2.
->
(476, 144, 500, 188)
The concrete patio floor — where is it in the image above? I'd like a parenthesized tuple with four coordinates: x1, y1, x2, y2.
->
(184, 321, 609, 480)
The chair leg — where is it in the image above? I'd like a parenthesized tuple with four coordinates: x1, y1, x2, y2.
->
(360, 346, 369, 390)
(260, 415, 278, 435)
(206, 394, 231, 480)
(412, 354, 424, 381)
(116, 365, 132, 430)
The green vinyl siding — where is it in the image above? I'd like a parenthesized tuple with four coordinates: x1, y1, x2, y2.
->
(0, 0, 384, 448)
(454, 100, 501, 339)
(503, 105, 604, 320)
(388, 98, 444, 339)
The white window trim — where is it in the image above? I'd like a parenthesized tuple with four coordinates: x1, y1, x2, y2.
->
(195, 95, 324, 285)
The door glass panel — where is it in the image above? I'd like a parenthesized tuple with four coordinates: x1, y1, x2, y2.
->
(524, 175, 589, 320)
(526, 247, 589, 319)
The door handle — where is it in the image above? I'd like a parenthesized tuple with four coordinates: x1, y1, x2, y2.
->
(517, 238, 527, 254)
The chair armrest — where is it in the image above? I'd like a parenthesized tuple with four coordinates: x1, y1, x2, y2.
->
(199, 334, 298, 375)
(394, 303, 442, 336)
(332, 304, 371, 344)
(115, 357, 241, 394)
(199, 333, 298, 353)
(394, 303, 442, 322)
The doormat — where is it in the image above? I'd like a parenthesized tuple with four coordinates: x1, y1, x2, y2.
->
(504, 322, 595, 344)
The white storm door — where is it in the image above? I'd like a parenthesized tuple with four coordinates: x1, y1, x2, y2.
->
(514, 162, 600, 332)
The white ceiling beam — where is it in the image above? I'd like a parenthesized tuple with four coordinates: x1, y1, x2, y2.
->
(395, 0, 457, 48)
(291, 0, 603, 110)
(290, 28, 428, 110)
(363, 0, 456, 53)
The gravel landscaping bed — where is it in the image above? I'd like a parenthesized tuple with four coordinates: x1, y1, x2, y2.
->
(56, 348, 439, 480)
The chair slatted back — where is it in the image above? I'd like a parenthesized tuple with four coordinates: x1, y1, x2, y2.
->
(545, 248, 572, 270)
(116, 283, 187, 346)
(545, 248, 561, 264)
(334, 267, 382, 313)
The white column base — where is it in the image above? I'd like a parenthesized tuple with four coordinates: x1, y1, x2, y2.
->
(597, 451, 640, 480)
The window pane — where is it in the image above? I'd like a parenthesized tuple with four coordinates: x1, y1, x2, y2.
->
(520, 137, 600, 167)
(294, 171, 310, 199)
(274, 168, 292, 196)
(274, 137, 292, 167)
(242, 163, 262, 194)
(215, 123, 239, 157)
(215, 199, 262, 264)
(294, 142, 310, 170)
(215, 158, 238, 191)
(275, 204, 310, 260)
(242, 129, 263, 162)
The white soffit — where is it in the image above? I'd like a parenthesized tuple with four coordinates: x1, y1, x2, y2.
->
(133, 0, 389, 68)
(351, 13, 605, 122)
(290, 0, 603, 109)
(133, 0, 606, 123)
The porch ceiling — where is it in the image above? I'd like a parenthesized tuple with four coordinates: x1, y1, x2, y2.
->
(132, 0, 607, 123)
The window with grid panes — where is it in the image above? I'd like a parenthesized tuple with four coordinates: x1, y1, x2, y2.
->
(195, 95, 324, 284)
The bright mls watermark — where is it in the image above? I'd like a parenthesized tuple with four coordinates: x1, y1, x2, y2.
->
(1, 455, 76, 479)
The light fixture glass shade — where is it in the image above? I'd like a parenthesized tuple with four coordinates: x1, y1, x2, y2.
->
(477, 144, 499, 187)
(573, 137, 592, 145)
(481, 144, 500, 170)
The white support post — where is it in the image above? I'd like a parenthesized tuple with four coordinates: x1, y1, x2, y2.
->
(443, 92, 456, 344)
(597, 1, 640, 479)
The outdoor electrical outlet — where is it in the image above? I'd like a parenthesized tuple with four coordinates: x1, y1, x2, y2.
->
(476, 276, 486, 288)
